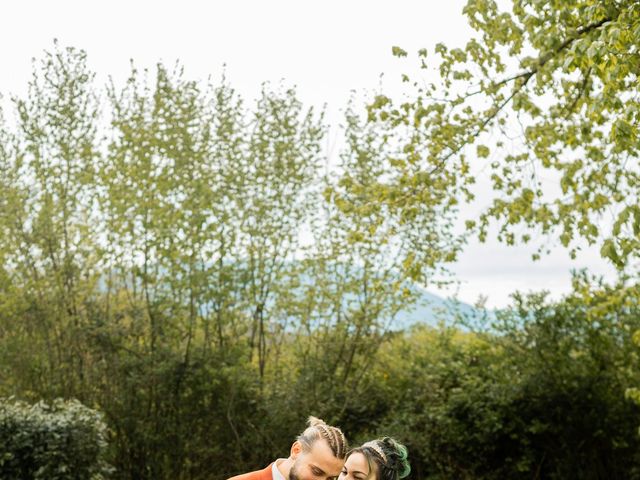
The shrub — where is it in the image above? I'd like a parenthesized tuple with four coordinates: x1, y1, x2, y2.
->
(372, 282, 640, 479)
(0, 398, 113, 479)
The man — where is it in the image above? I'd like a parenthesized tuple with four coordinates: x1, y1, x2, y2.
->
(228, 416, 348, 480)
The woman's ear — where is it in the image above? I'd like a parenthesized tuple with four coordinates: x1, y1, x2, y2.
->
(290, 440, 303, 459)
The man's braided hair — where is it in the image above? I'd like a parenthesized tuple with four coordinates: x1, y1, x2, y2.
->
(297, 416, 348, 459)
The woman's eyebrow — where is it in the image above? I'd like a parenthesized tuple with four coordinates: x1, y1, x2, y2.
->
(351, 470, 367, 476)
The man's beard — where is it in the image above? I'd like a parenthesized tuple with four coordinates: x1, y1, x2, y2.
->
(289, 459, 302, 480)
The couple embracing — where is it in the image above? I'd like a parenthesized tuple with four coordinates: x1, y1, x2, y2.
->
(228, 416, 410, 480)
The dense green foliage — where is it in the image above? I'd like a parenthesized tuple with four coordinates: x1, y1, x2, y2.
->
(368, 277, 640, 479)
(0, 398, 112, 479)
(1, 22, 639, 479)
(0, 44, 460, 479)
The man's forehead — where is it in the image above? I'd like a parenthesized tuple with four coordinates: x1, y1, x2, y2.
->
(307, 439, 344, 473)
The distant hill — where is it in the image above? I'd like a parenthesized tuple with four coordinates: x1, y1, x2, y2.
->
(98, 261, 490, 330)
(392, 286, 489, 331)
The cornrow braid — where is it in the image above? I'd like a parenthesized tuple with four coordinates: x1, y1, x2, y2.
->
(297, 416, 348, 459)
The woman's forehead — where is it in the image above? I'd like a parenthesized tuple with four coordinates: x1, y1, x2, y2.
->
(345, 452, 370, 473)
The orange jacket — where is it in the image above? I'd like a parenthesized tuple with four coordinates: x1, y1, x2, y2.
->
(227, 463, 273, 480)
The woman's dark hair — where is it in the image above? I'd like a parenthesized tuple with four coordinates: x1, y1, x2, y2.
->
(349, 437, 410, 480)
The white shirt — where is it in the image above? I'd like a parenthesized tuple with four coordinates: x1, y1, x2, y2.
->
(272, 459, 287, 480)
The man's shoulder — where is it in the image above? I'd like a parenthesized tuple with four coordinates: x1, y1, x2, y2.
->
(227, 463, 273, 480)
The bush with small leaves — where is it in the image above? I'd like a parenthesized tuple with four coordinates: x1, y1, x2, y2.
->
(0, 398, 113, 480)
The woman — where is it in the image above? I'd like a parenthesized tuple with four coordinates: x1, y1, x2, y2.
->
(338, 437, 410, 480)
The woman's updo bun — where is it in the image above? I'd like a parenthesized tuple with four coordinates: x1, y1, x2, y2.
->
(378, 437, 410, 479)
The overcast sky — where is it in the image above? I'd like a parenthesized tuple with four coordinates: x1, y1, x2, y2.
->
(1, 0, 618, 308)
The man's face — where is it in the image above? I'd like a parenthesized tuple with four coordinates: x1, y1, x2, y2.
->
(289, 440, 345, 480)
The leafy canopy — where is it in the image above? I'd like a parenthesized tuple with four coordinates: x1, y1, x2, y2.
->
(369, 0, 640, 270)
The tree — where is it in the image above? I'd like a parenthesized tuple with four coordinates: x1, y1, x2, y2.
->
(328, 102, 464, 283)
(0, 42, 101, 398)
(237, 84, 325, 381)
(99, 63, 328, 477)
(369, 0, 640, 271)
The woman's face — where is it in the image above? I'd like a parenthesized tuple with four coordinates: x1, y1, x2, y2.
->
(338, 452, 376, 480)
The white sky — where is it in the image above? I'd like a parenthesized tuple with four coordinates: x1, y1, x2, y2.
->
(1, 0, 618, 308)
